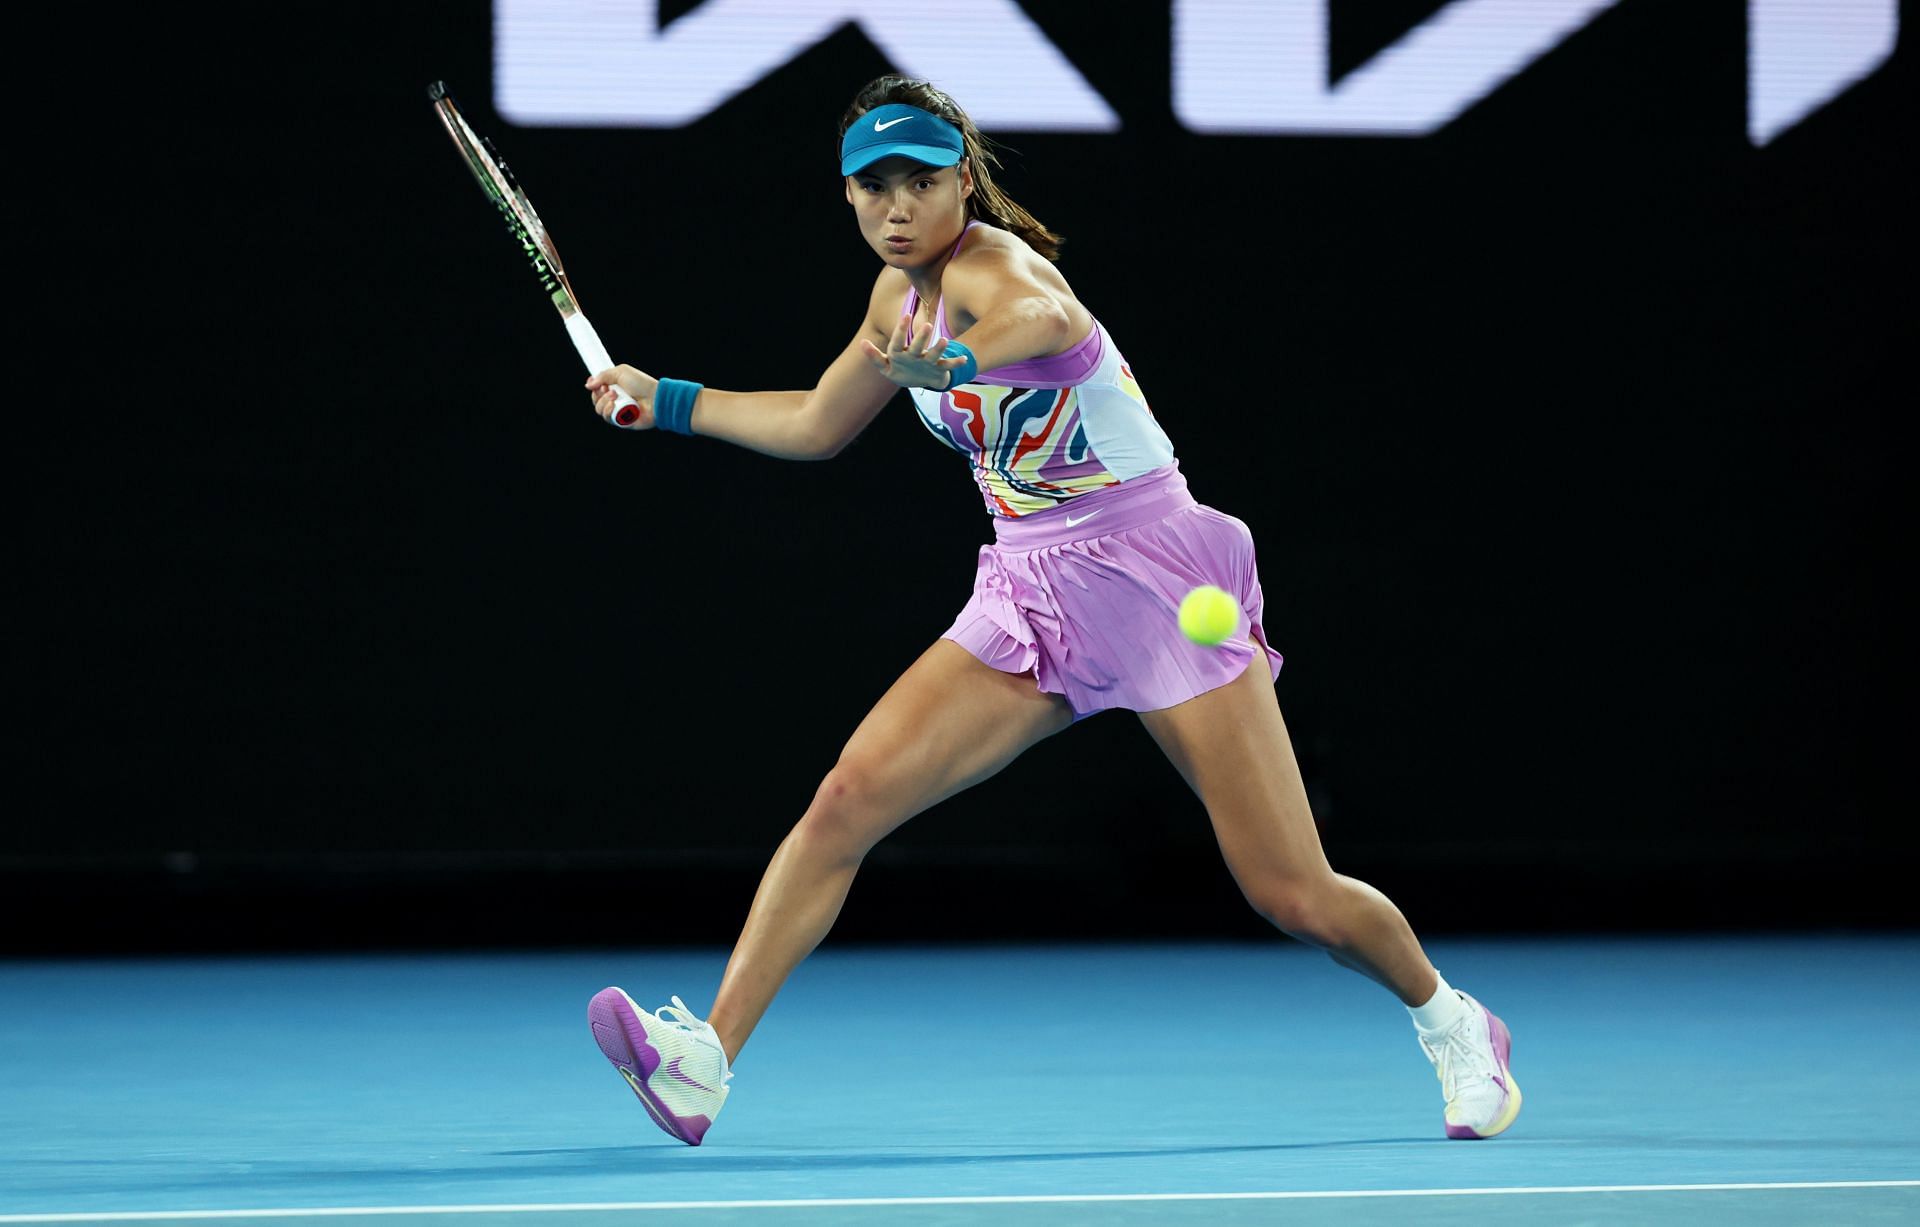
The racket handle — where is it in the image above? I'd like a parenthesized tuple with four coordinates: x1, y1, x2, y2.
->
(608, 387, 640, 427)
(564, 311, 643, 429)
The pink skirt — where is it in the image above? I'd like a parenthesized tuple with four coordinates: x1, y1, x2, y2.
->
(942, 463, 1284, 719)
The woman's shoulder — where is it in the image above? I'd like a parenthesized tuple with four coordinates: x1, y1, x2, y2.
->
(869, 264, 912, 298)
(951, 223, 1070, 288)
(863, 266, 912, 325)
(949, 223, 1081, 314)
(864, 266, 913, 305)
(955, 220, 1030, 266)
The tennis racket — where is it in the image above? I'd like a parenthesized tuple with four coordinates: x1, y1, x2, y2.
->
(429, 81, 641, 428)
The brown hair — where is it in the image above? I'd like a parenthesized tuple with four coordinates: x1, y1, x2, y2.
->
(840, 75, 1063, 262)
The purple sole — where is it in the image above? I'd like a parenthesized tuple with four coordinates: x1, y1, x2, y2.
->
(587, 988, 710, 1146)
(1445, 1008, 1520, 1140)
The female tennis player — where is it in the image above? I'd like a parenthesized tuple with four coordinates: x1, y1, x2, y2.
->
(583, 76, 1520, 1147)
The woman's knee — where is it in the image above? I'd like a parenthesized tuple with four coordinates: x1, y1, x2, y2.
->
(1243, 875, 1346, 947)
(791, 760, 894, 863)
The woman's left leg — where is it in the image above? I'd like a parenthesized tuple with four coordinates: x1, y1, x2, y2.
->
(1138, 651, 1523, 1139)
(1135, 651, 1437, 1005)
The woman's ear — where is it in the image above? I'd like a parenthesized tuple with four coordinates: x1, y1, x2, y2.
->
(959, 157, 975, 201)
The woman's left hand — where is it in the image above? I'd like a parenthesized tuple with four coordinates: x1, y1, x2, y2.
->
(859, 316, 967, 390)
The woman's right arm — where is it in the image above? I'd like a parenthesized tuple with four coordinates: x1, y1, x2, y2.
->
(585, 275, 904, 461)
(692, 334, 900, 460)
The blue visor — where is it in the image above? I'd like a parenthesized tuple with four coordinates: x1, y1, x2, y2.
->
(840, 103, 965, 177)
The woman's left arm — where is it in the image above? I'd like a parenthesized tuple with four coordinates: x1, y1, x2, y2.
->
(859, 248, 1084, 390)
(939, 249, 1081, 376)
(933, 251, 1075, 376)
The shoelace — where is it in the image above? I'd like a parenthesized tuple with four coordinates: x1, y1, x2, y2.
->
(1419, 1020, 1494, 1100)
(656, 996, 733, 1083)
(655, 995, 708, 1032)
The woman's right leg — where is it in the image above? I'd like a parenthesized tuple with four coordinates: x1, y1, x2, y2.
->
(706, 638, 1074, 1061)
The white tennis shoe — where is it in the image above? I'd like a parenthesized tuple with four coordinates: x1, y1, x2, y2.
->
(1417, 990, 1522, 1139)
(588, 987, 732, 1145)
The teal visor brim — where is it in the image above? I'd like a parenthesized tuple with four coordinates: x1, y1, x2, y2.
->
(841, 142, 964, 177)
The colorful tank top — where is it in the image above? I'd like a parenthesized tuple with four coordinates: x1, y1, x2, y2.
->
(902, 221, 1176, 518)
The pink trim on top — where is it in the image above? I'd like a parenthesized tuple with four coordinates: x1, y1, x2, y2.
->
(969, 323, 1104, 389)
(899, 221, 1103, 390)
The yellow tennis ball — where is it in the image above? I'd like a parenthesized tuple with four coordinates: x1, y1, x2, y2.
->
(1178, 584, 1239, 646)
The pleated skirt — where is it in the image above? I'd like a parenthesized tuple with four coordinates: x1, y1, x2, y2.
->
(942, 463, 1284, 719)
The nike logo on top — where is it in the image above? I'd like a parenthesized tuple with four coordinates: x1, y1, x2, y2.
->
(1064, 508, 1102, 527)
(874, 115, 911, 131)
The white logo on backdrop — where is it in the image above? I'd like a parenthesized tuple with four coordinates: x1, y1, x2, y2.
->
(496, 0, 1897, 146)
(1175, 0, 1899, 145)
(1175, 0, 1620, 136)
(494, 0, 1117, 130)
(1747, 0, 1899, 144)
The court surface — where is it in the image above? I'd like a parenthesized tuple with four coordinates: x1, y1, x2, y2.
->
(3, 936, 1916, 1225)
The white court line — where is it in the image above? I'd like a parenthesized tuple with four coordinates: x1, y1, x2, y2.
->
(3, 1181, 1918, 1221)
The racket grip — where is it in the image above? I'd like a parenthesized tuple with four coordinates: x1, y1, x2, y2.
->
(565, 311, 643, 429)
(608, 387, 640, 427)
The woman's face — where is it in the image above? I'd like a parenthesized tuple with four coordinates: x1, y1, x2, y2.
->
(845, 155, 974, 268)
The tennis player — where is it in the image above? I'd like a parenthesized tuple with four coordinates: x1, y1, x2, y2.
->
(583, 76, 1520, 1147)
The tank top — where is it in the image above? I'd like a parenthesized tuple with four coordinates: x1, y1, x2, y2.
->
(902, 221, 1177, 518)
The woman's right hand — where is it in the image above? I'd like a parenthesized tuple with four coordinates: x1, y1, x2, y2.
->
(586, 365, 659, 429)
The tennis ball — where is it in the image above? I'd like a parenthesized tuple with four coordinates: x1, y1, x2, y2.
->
(1178, 584, 1239, 646)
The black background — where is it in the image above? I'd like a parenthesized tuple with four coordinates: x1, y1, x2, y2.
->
(14, 2, 1910, 952)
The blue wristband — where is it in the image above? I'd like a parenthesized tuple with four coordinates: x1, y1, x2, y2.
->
(939, 340, 978, 391)
(653, 378, 703, 435)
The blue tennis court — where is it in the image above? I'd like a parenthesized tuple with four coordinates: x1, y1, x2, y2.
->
(4, 936, 1916, 1224)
